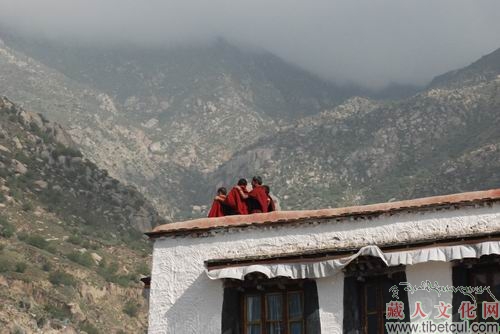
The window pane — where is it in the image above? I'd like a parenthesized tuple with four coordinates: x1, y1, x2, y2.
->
(366, 285, 377, 311)
(367, 314, 378, 334)
(267, 294, 283, 320)
(247, 295, 261, 321)
(247, 324, 261, 334)
(474, 272, 488, 286)
(267, 322, 284, 334)
(290, 321, 303, 334)
(493, 273, 500, 297)
(288, 292, 303, 319)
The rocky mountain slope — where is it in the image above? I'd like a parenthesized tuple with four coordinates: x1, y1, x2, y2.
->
(211, 56, 500, 209)
(0, 97, 163, 333)
(1, 29, 500, 217)
(0, 32, 369, 218)
(430, 47, 500, 89)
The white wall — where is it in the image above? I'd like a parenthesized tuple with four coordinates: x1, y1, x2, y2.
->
(148, 204, 500, 333)
(406, 262, 454, 330)
(316, 273, 344, 334)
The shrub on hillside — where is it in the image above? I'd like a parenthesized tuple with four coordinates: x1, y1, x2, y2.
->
(14, 152, 31, 165)
(79, 322, 99, 334)
(15, 261, 27, 273)
(0, 257, 13, 273)
(67, 251, 94, 267)
(8, 114, 18, 123)
(7, 185, 22, 202)
(120, 229, 150, 253)
(0, 168, 8, 179)
(30, 123, 52, 143)
(97, 260, 136, 287)
(11, 325, 25, 334)
(0, 216, 15, 238)
(48, 270, 76, 287)
(98, 260, 118, 275)
(41, 261, 52, 272)
(36, 316, 47, 329)
(136, 262, 150, 276)
(44, 303, 71, 320)
(67, 234, 82, 245)
(20, 234, 50, 250)
(51, 144, 82, 159)
(40, 188, 63, 208)
(123, 299, 140, 317)
(21, 201, 33, 212)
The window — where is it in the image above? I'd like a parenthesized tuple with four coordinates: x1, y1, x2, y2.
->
(243, 290, 304, 334)
(470, 264, 500, 324)
(222, 275, 321, 334)
(453, 255, 500, 324)
(343, 257, 409, 334)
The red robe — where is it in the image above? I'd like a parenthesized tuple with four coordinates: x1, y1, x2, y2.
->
(208, 195, 226, 218)
(248, 185, 269, 213)
(224, 186, 249, 215)
(268, 196, 276, 212)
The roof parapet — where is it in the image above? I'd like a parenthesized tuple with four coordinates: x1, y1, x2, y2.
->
(146, 188, 500, 238)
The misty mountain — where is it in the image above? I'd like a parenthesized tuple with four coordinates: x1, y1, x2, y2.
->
(429, 47, 500, 89)
(1, 32, 362, 120)
(1, 28, 500, 218)
(211, 48, 500, 209)
(0, 31, 376, 218)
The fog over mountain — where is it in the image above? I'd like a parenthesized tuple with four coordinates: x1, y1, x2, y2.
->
(1, 0, 500, 88)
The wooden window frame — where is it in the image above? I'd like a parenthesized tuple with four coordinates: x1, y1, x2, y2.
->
(287, 291, 305, 334)
(343, 257, 409, 334)
(362, 277, 386, 334)
(222, 275, 320, 334)
(466, 258, 500, 324)
(242, 288, 305, 334)
(453, 255, 500, 323)
(470, 266, 499, 324)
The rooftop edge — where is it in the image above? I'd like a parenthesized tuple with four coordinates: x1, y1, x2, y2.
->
(146, 188, 500, 238)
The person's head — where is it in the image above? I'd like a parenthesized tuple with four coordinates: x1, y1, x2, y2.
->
(237, 178, 247, 187)
(252, 176, 262, 186)
(263, 185, 270, 194)
(217, 187, 227, 196)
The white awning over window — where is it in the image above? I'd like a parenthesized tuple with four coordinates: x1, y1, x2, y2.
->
(206, 240, 500, 280)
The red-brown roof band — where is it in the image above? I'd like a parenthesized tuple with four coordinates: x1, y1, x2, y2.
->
(146, 188, 500, 238)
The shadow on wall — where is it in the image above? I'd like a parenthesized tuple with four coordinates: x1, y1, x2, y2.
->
(164, 273, 223, 333)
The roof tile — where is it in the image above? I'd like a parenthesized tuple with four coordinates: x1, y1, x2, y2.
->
(147, 188, 500, 237)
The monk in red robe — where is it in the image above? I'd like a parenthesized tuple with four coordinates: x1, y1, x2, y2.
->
(263, 185, 276, 212)
(208, 187, 227, 218)
(224, 179, 249, 215)
(247, 176, 269, 214)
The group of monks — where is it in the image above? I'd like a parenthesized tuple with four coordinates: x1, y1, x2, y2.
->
(208, 176, 276, 218)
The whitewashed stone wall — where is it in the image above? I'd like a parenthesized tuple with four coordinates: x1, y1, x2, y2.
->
(316, 274, 344, 334)
(148, 204, 500, 333)
(406, 262, 454, 326)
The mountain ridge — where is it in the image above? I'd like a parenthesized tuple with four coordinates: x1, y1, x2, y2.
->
(0, 96, 163, 332)
(1, 30, 500, 219)
(429, 47, 500, 89)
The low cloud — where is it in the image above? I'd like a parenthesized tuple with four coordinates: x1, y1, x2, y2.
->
(1, 0, 500, 88)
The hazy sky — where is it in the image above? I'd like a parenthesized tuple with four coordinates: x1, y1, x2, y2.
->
(1, 0, 500, 88)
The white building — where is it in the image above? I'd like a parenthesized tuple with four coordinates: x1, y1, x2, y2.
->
(146, 189, 500, 334)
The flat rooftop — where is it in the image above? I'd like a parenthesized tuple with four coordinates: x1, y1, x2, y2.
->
(146, 188, 500, 238)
